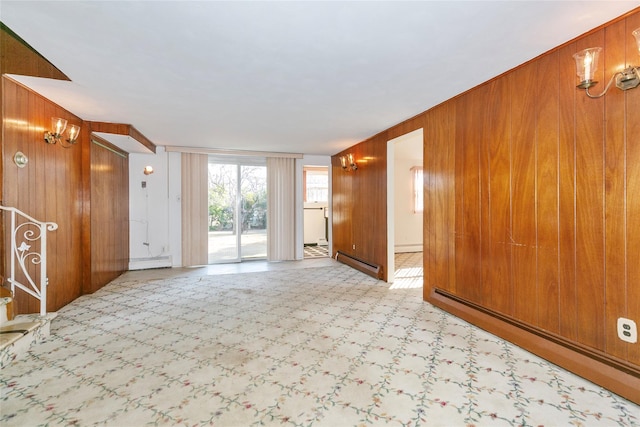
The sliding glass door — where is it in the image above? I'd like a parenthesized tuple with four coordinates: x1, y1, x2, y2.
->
(208, 157, 267, 263)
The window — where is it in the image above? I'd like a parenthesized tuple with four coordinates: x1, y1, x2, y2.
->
(411, 166, 423, 213)
(304, 167, 328, 202)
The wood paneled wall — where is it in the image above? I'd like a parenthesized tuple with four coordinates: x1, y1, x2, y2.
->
(0, 23, 70, 287)
(2, 78, 84, 313)
(2, 77, 131, 313)
(333, 9, 640, 402)
(332, 137, 388, 279)
(87, 139, 129, 293)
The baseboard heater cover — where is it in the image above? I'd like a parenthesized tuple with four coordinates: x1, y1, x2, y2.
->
(431, 288, 640, 404)
(335, 251, 382, 279)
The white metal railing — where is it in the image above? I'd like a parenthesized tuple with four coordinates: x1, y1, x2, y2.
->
(0, 205, 58, 316)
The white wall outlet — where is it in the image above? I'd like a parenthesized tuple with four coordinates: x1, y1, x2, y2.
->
(617, 318, 637, 344)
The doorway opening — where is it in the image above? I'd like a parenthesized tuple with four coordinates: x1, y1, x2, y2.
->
(303, 166, 329, 258)
(387, 128, 424, 283)
(207, 156, 267, 263)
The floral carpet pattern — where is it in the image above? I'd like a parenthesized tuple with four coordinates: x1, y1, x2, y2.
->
(1, 263, 638, 426)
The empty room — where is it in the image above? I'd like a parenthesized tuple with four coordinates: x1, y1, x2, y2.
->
(1, 1, 640, 425)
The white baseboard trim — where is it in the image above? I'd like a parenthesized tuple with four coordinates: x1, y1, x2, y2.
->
(129, 256, 173, 270)
(394, 245, 422, 253)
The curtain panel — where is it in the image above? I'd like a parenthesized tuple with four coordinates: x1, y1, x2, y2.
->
(181, 153, 209, 266)
(267, 157, 296, 261)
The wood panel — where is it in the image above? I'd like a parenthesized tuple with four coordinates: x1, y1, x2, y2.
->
(89, 121, 156, 153)
(574, 30, 606, 350)
(455, 92, 482, 303)
(510, 61, 538, 326)
(535, 50, 560, 334)
(603, 19, 628, 361)
(332, 135, 389, 279)
(485, 78, 512, 315)
(424, 103, 454, 298)
(331, 156, 353, 258)
(557, 42, 579, 342)
(625, 11, 640, 366)
(88, 140, 129, 293)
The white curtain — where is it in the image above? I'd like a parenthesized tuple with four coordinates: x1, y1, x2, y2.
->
(267, 157, 296, 261)
(181, 153, 209, 266)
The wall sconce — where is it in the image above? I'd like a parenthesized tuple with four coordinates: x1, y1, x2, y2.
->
(143, 166, 154, 175)
(13, 151, 28, 168)
(573, 28, 640, 98)
(44, 117, 80, 147)
(340, 153, 358, 171)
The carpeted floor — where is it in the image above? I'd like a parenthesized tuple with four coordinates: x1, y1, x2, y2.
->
(1, 261, 638, 426)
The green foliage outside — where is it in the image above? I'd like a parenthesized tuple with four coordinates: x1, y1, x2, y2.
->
(208, 164, 266, 232)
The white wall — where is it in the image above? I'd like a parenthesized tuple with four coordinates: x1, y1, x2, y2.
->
(128, 147, 176, 269)
(394, 147, 423, 252)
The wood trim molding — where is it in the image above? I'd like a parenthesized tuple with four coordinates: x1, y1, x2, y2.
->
(91, 135, 128, 158)
(88, 121, 156, 153)
(428, 288, 640, 404)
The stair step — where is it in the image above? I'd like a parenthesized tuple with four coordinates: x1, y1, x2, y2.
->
(0, 313, 57, 369)
(0, 296, 12, 325)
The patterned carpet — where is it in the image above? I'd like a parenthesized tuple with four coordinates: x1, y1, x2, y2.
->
(1, 262, 638, 426)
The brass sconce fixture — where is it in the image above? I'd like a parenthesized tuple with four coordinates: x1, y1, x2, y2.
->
(44, 117, 81, 147)
(340, 153, 358, 171)
(573, 27, 640, 98)
(143, 166, 154, 175)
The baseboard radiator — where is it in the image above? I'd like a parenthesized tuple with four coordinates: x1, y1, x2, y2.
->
(335, 251, 382, 279)
(429, 288, 640, 404)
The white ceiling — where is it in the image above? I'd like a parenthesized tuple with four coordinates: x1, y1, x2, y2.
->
(2, 1, 639, 156)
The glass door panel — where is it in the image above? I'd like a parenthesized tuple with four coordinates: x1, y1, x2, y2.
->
(208, 163, 239, 263)
(208, 159, 267, 263)
(240, 165, 267, 260)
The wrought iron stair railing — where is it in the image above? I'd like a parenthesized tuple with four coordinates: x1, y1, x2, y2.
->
(0, 205, 58, 316)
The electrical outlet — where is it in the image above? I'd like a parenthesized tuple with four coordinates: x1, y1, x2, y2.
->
(352, 244, 356, 250)
(617, 318, 637, 343)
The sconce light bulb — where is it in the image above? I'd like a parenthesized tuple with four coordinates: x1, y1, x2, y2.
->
(67, 124, 80, 143)
(573, 47, 601, 89)
(584, 53, 593, 79)
(340, 156, 347, 170)
(52, 117, 67, 137)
